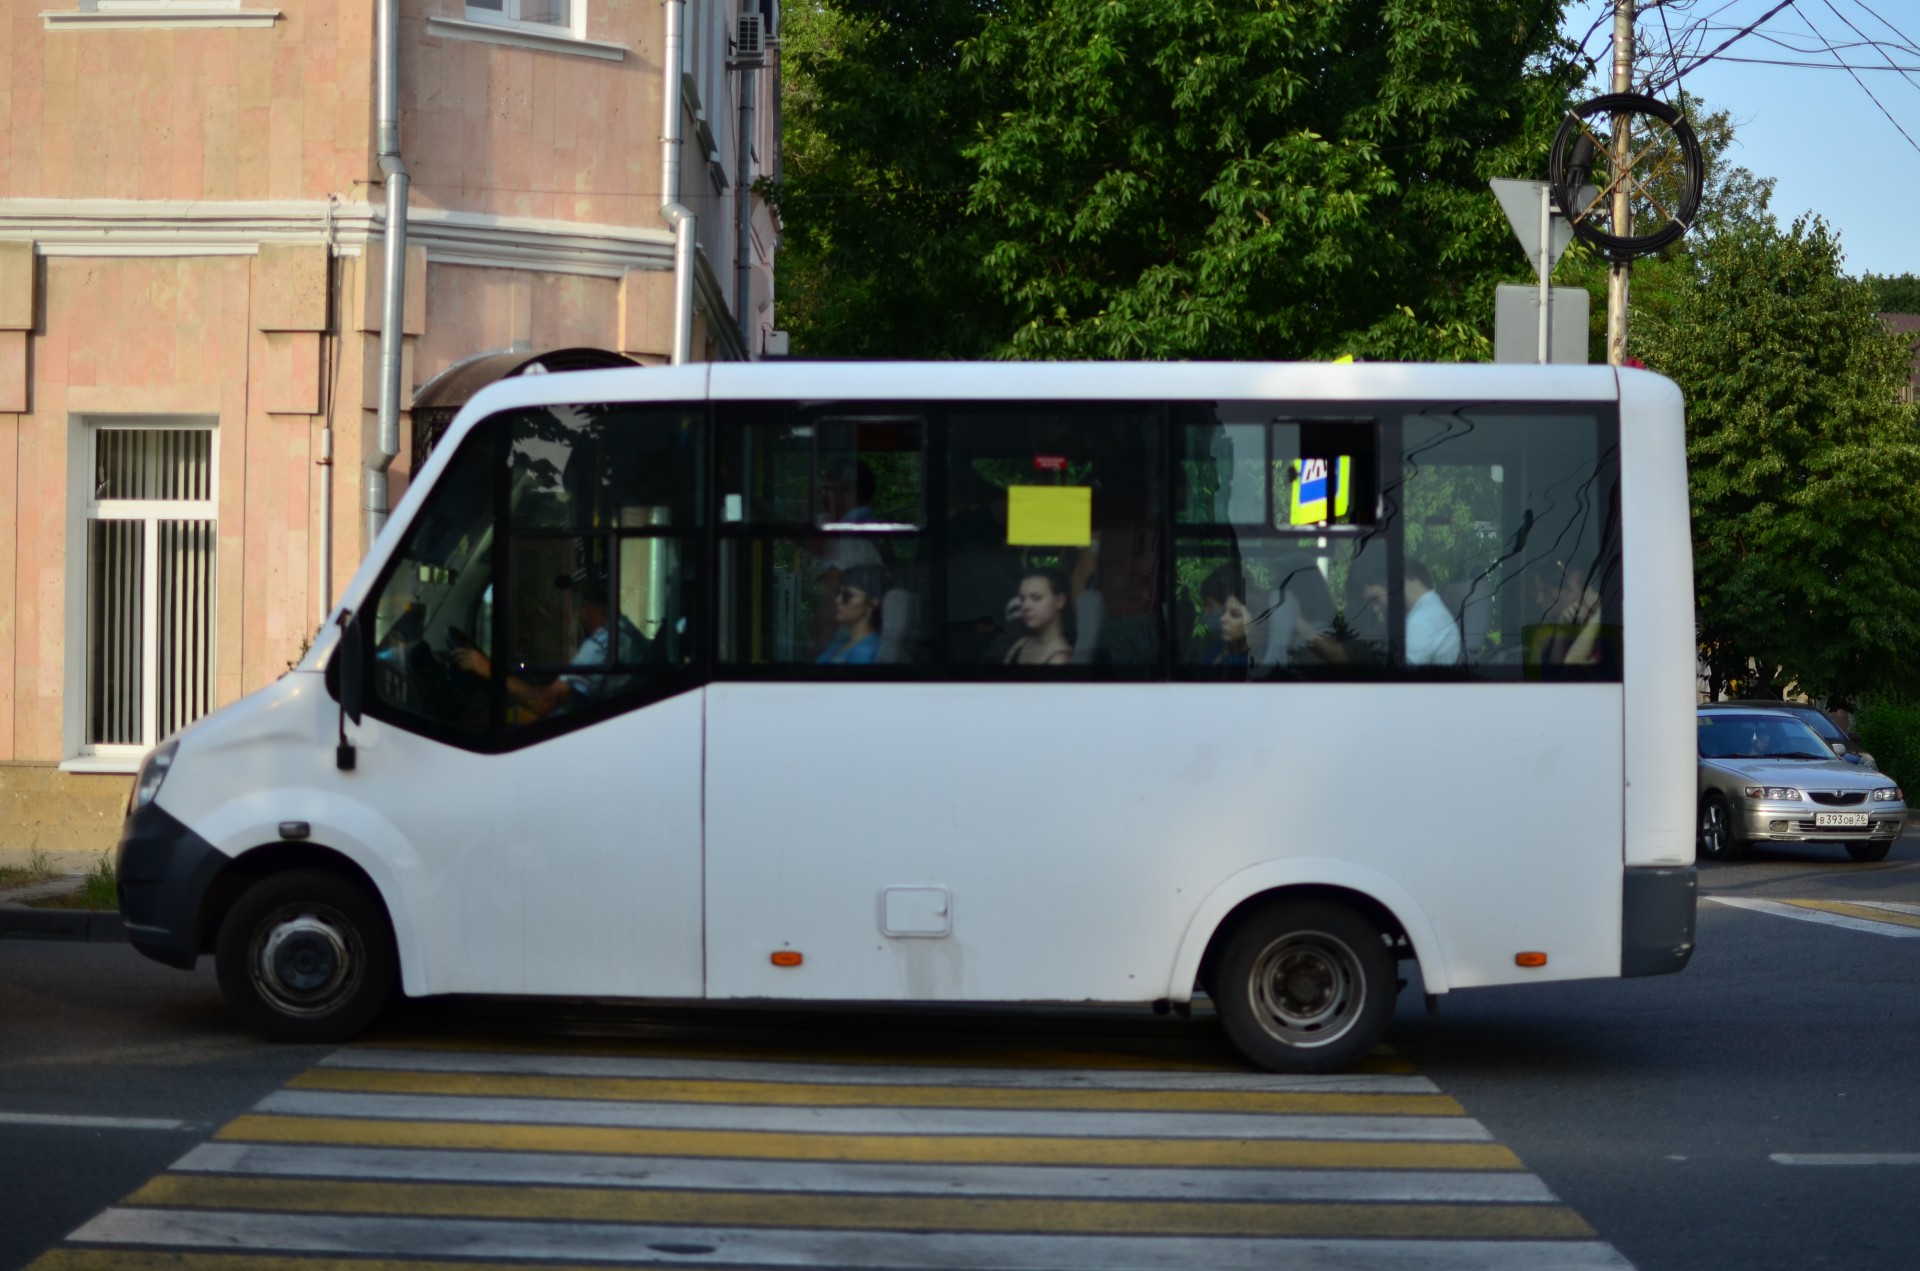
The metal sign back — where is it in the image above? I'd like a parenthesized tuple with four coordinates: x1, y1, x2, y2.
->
(1490, 178, 1576, 275)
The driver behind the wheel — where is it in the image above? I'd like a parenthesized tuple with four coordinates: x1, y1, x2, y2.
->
(452, 569, 648, 717)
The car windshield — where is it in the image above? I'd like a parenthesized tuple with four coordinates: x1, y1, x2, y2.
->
(1698, 714, 1834, 761)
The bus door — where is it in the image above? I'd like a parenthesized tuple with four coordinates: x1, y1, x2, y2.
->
(354, 404, 708, 999)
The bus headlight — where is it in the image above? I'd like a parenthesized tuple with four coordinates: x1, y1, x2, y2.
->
(1872, 787, 1903, 801)
(1742, 786, 1802, 801)
(131, 738, 179, 811)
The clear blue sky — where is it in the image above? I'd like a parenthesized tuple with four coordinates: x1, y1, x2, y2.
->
(1561, 0, 1920, 277)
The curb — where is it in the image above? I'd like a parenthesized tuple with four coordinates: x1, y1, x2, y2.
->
(0, 908, 126, 942)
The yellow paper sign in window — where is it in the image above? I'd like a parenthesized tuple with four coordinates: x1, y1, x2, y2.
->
(1289, 455, 1351, 526)
(1006, 485, 1093, 547)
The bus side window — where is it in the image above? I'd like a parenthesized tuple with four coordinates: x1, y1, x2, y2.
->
(945, 406, 1163, 669)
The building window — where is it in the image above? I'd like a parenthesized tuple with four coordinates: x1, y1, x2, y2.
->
(72, 421, 218, 761)
(465, 0, 576, 35)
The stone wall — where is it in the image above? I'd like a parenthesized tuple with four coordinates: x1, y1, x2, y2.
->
(0, 762, 130, 868)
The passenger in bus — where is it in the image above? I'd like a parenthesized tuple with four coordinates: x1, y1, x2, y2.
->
(1355, 559, 1462, 666)
(1003, 568, 1074, 666)
(1531, 560, 1607, 666)
(1197, 566, 1255, 668)
(452, 569, 648, 716)
(816, 565, 886, 665)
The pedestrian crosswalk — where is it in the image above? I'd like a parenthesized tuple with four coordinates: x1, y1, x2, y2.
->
(1708, 896, 1920, 937)
(29, 1025, 1633, 1270)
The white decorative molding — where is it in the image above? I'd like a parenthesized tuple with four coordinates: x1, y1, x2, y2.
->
(426, 16, 625, 61)
(42, 7, 280, 29)
(0, 199, 677, 279)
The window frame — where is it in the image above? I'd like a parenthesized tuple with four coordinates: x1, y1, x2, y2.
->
(63, 416, 220, 771)
(462, 0, 586, 43)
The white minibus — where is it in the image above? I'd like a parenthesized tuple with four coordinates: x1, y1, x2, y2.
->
(116, 362, 1698, 1072)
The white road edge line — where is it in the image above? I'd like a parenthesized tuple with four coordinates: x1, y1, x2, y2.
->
(1772, 1153, 1920, 1166)
(1705, 897, 1920, 938)
(0, 1112, 189, 1131)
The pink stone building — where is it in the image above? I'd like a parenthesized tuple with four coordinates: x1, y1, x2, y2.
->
(0, 0, 781, 860)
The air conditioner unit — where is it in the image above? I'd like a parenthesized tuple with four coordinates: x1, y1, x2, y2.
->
(736, 13, 765, 59)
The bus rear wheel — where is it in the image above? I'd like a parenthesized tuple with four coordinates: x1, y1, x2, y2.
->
(214, 869, 395, 1043)
(1215, 900, 1395, 1074)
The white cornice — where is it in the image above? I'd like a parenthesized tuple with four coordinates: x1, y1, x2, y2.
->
(42, 7, 280, 28)
(425, 15, 625, 61)
(0, 200, 676, 278)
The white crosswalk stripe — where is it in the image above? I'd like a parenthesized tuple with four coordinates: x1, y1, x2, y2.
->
(33, 1029, 1636, 1271)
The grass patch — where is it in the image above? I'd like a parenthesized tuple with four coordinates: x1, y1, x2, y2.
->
(25, 852, 117, 911)
(0, 847, 59, 892)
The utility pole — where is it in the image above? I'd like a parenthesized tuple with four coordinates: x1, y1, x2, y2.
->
(1606, 0, 1635, 366)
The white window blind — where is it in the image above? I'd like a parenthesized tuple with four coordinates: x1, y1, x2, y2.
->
(82, 425, 217, 753)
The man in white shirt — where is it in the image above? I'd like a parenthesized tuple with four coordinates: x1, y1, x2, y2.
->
(1361, 559, 1462, 667)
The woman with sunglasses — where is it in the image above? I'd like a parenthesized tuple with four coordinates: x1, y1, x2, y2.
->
(817, 564, 887, 665)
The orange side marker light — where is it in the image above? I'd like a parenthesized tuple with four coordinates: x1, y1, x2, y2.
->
(1515, 952, 1548, 968)
(771, 951, 803, 968)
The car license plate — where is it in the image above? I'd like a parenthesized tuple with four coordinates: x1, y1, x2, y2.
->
(1815, 812, 1869, 828)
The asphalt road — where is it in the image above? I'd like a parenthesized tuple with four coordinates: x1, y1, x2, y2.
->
(1, 831, 1914, 1271)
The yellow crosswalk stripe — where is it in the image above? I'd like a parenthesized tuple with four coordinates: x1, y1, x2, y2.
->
(1782, 899, 1920, 930)
(356, 1032, 1416, 1074)
(123, 1175, 1594, 1240)
(216, 1113, 1526, 1170)
(287, 1066, 1464, 1116)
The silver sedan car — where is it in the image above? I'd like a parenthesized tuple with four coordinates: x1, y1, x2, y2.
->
(1697, 708, 1906, 862)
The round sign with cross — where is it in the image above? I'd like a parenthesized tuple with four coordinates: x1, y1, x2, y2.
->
(1549, 93, 1705, 262)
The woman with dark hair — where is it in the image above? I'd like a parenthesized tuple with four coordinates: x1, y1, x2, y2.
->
(1199, 566, 1255, 668)
(1004, 568, 1074, 666)
(817, 564, 887, 665)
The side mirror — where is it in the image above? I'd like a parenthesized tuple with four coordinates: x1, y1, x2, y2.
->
(339, 611, 367, 725)
(1830, 741, 1848, 758)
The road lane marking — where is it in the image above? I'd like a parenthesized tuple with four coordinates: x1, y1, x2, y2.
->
(1841, 900, 1920, 916)
(0, 1112, 188, 1131)
(288, 1065, 1465, 1116)
(216, 1113, 1522, 1168)
(1706, 896, 1920, 937)
(1772, 1153, 1920, 1165)
(1783, 900, 1920, 929)
(323, 1045, 1442, 1093)
(252, 1088, 1488, 1141)
(52, 1212, 1637, 1270)
(173, 1141, 1560, 1203)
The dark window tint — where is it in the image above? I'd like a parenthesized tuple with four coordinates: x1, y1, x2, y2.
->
(367, 423, 499, 736)
(945, 406, 1163, 670)
(1399, 409, 1620, 680)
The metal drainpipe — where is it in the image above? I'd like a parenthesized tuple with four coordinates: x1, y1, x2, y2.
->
(735, 60, 755, 354)
(367, 0, 411, 548)
(661, 0, 695, 365)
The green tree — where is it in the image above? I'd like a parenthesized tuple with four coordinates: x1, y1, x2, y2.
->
(1860, 272, 1920, 314)
(1635, 216, 1920, 705)
(777, 0, 1582, 360)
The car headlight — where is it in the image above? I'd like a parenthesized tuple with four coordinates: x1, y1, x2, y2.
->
(1742, 786, 1803, 801)
(1872, 787, 1903, 802)
(130, 738, 179, 811)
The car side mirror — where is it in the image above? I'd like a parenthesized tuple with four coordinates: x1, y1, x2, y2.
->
(1830, 741, 1848, 757)
(334, 610, 366, 771)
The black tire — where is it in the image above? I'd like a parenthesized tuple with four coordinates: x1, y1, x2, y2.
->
(1697, 793, 1746, 862)
(1214, 900, 1396, 1074)
(214, 869, 396, 1043)
(1844, 840, 1893, 863)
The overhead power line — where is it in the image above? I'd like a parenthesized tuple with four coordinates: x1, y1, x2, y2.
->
(1792, 1, 1920, 157)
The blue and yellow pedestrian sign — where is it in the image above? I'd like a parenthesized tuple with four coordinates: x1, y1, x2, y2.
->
(1289, 456, 1351, 526)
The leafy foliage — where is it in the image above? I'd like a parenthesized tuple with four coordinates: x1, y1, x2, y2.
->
(1860, 273, 1920, 315)
(1634, 216, 1920, 706)
(776, 0, 1583, 360)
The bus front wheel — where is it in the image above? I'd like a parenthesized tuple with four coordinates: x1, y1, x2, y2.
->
(214, 869, 396, 1043)
(1215, 900, 1395, 1074)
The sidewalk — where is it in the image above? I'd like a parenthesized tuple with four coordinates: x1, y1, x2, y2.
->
(0, 875, 125, 942)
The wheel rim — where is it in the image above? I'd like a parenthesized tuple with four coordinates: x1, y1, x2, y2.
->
(247, 904, 364, 1018)
(1699, 800, 1727, 858)
(1245, 930, 1367, 1050)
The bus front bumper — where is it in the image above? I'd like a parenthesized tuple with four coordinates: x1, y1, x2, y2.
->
(1622, 865, 1696, 977)
(116, 801, 229, 971)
